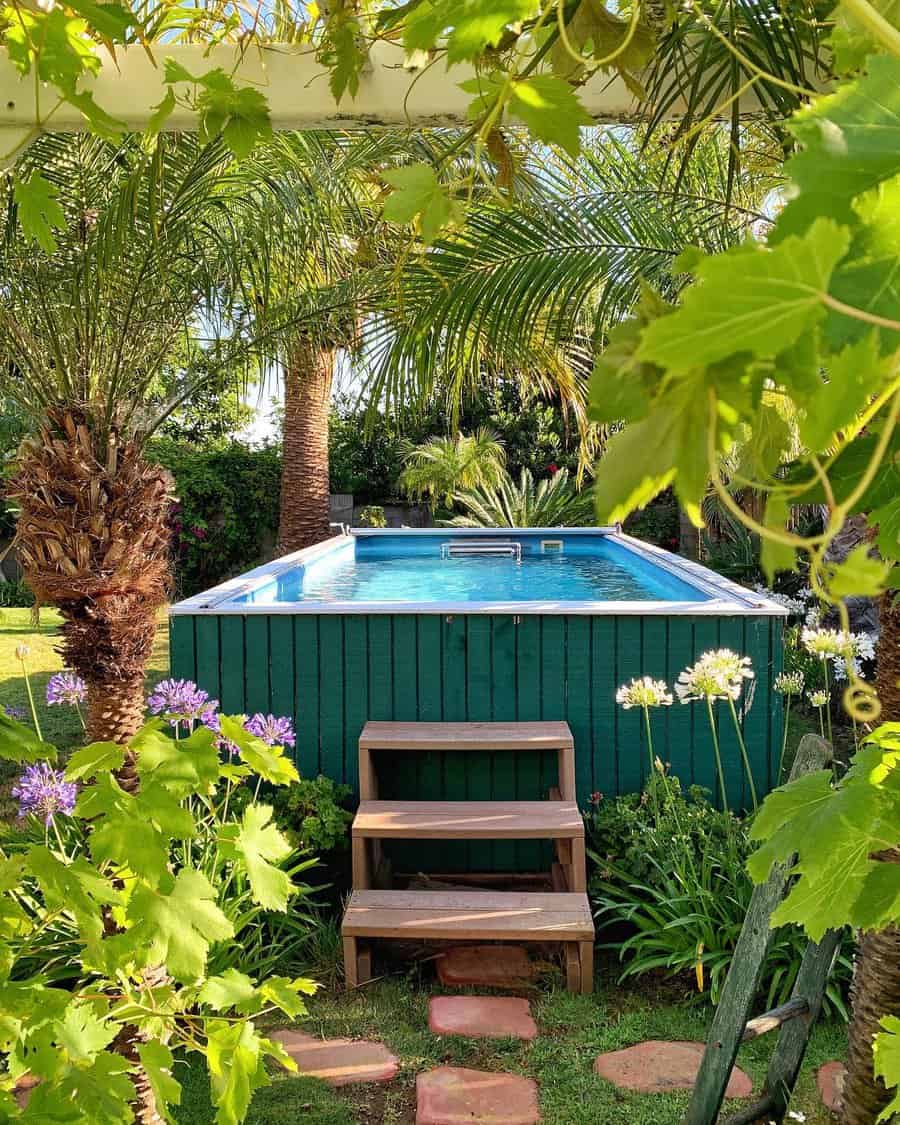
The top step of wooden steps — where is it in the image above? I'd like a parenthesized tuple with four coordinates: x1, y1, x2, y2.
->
(359, 721, 574, 751)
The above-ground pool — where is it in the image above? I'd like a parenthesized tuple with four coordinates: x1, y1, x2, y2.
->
(171, 528, 786, 871)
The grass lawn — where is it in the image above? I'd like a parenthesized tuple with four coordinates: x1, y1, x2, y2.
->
(0, 606, 169, 815)
(174, 972, 846, 1124)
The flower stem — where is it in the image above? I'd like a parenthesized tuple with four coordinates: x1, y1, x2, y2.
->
(642, 705, 655, 782)
(824, 661, 834, 746)
(728, 697, 758, 811)
(818, 704, 825, 740)
(20, 659, 43, 741)
(778, 697, 791, 782)
(705, 698, 729, 812)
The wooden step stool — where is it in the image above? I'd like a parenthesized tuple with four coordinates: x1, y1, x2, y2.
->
(342, 721, 595, 994)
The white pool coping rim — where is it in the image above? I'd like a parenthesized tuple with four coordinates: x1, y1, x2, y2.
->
(170, 528, 789, 618)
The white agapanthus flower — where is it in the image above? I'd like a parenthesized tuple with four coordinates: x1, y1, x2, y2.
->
(615, 677, 674, 709)
(675, 649, 754, 703)
(801, 627, 854, 661)
(753, 586, 806, 616)
(803, 603, 823, 629)
(808, 689, 831, 708)
(774, 671, 804, 695)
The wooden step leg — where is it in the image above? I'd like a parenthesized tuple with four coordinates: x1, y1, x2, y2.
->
(343, 935, 359, 990)
(578, 941, 594, 995)
(352, 837, 370, 889)
(570, 837, 587, 893)
(566, 943, 581, 994)
(558, 749, 576, 801)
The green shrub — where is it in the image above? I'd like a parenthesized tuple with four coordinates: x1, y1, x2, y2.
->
(149, 438, 282, 597)
(0, 578, 34, 607)
(356, 505, 387, 529)
(586, 774, 852, 1017)
(272, 775, 354, 854)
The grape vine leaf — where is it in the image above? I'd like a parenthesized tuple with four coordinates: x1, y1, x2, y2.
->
(65, 741, 126, 780)
(127, 869, 234, 982)
(137, 1041, 181, 1121)
(874, 1016, 900, 1122)
(3, 7, 100, 88)
(761, 495, 796, 582)
(404, 0, 539, 63)
(508, 76, 593, 157)
(133, 721, 220, 796)
(827, 543, 893, 598)
(206, 1020, 292, 1125)
(64, 0, 134, 41)
(217, 717, 300, 786)
(0, 711, 57, 764)
(219, 804, 293, 911)
(870, 496, 900, 560)
(637, 219, 851, 370)
(163, 62, 272, 158)
(199, 969, 258, 1013)
(551, 1, 654, 87)
(830, 0, 900, 72)
(383, 164, 456, 245)
(13, 172, 67, 254)
(55, 1001, 116, 1065)
(799, 333, 888, 452)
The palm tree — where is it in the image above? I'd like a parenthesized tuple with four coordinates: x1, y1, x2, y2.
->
(0, 134, 269, 749)
(444, 467, 594, 528)
(399, 429, 506, 510)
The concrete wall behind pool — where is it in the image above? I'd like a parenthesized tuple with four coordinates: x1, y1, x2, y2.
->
(170, 611, 783, 872)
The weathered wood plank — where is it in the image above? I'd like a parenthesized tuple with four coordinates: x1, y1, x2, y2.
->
(353, 800, 585, 839)
(359, 720, 574, 750)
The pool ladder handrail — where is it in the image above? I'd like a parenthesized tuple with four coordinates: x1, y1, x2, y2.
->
(440, 540, 522, 561)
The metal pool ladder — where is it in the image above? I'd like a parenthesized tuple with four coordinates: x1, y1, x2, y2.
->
(440, 540, 522, 560)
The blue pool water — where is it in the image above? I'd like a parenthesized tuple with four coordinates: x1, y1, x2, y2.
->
(235, 533, 709, 605)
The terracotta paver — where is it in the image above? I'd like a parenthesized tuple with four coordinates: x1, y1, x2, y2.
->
(429, 996, 538, 1041)
(437, 945, 537, 989)
(273, 1030, 398, 1087)
(416, 1066, 541, 1125)
(817, 1061, 846, 1112)
(594, 1040, 752, 1097)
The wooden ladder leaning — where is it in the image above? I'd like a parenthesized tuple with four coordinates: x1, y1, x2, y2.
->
(341, 720, 596, 994)
(685, 734, 842, 1125)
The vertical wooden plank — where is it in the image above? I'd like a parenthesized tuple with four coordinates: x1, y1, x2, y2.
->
(491, 615, 517, 871)
(244, 616, 270, 715)
(516, 615, 542, 870)
(417, 616, 443, 804)
(743, 616, 773, 800)
(268, 617, 296, 763)
(318, 615, 345, 785)
(442, 615, 468, 871)
(591, 617, 617, 800)
(665, 618, 692, 789)
(540, 617, 566, 800)
(367, 617, 393, 721)
(639, 617, 668, 789)
(343, 616, 369, 794)
(718, 616, 746, 811)
(768, 617, 785, 790)
(692, 617, 720, 803)
(466, 614, 494, 870)
(193, 617, 220, 703)
(169, 615, 197, 682)
(565, 616, 592, 805)
(615, 617, 642, 795)
(389, 614, 421, 870)
(294, 617, 320, 779)
(219, 616, 245, 714)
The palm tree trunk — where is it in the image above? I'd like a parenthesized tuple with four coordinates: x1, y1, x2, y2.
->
(11, 410, 173, 751)
(278, 338, 336, 554)
(841, 592, 900, 1125)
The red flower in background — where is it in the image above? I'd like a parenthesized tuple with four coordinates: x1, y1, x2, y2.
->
(546, 462, 559, 475)
(191, 525, 207, 540)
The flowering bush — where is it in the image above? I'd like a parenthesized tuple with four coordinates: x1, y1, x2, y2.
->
(0, 684, 316, 1123)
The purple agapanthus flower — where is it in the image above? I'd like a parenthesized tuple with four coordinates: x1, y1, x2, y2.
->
(147, 678, 219, 730)
(245, 713, 296, 748)
(46, 671, 87, 707)
(3, 705, 26, 721)
(12, 762, 78, 825)
(202, 710, 238, 756)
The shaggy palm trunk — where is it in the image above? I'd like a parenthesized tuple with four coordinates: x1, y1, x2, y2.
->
(11, 410, 173, 752)
(12, 410, 174, 1125)
(278, 338, 336, 554)
(841, 593, 900, 1125)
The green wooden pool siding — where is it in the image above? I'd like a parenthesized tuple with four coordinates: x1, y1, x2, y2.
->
(171, 612, 783, 871)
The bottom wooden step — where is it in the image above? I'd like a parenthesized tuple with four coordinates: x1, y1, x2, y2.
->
(341, 890, 595, 995)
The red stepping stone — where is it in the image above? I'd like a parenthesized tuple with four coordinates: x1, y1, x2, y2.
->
(594, 1040, 752, 1098)
(417, 1066, 540, 1125)
(437, 945, 537, 989)
(429, 996, 538, 1041)
(817, 1061, 846, 1111)
(273, 1030, 399, 1087)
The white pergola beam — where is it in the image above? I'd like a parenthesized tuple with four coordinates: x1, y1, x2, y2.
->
(0, 41, 694, 140)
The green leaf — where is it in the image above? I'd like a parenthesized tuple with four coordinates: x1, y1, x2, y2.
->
(63, 0, 133, 41)
(218, 717, 299, 787)
(870, 496, 900, 561)
(551, 1, 653, 82)
(163, 57, 196, 84)
(2, 7, 100, 89)
(25, 1049, 135, 1123)
(55, 1001, 116, 1065)
(199, 969, 258, 1013)
(133, 721, 220, 796)
(776, 56, 900, 239)
(760, 495, 796, 582)
(0, 711, 57, 763)
(161, 62, 271, 157)
(382, 163, 456, 245)
(830, 0, 900, 71)
(852, 862, 900, 930)
(827, 543, 893, 598)
(13, 171, 66, 254)
(874, 1016, 900, 1122)
(258, 975, 316, 1019)
(206, 1020, 286, 1125)
(799, 334, 891, 452)
(508, 76, 593, 157)
(404, 0, 539, 63)
(26, 846, 118, 958)
(146, 88, 177, 140)
(638, 219, 851, 370)
(127, 869, 233, 982)
(65, 741, 125, 780)
(219, 803, 294, 911)
(323, 10, 366, 102)
(136, 1041, 181, 1122)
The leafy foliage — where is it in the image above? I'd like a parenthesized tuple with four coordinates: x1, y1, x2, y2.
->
(0, 710, 316, 1123)
(272, 774, 354, 855)
(444, 466, 594, 528)
(399, 428, 506, 509)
